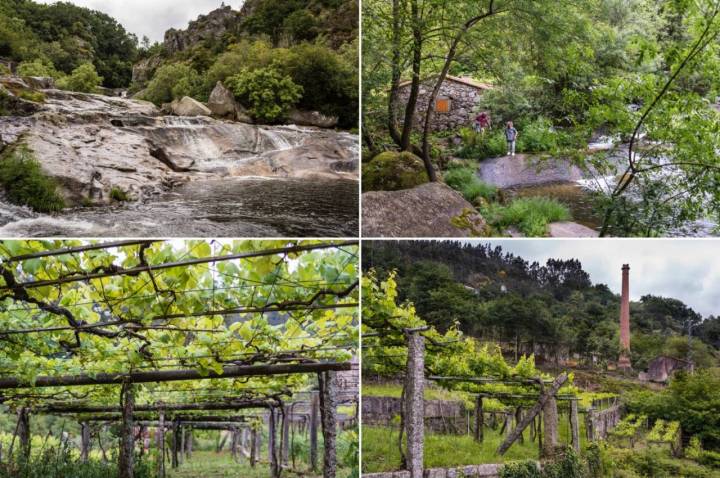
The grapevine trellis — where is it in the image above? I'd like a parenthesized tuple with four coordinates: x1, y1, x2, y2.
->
(0, 239, 360, 478)
(361, 272, 623, 477)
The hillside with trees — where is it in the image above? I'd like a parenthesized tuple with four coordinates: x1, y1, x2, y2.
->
(133, 0, 359, 128)
(361, 0, 720, 237)
(362, 241, 720, 370)
(0, 0, 138, 87)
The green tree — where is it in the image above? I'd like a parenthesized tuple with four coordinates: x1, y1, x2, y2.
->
(16, 58, 60, 78)
(225, 66, 303, 123)
(57, 63, 102, 93)
(141, 63, 204, 105)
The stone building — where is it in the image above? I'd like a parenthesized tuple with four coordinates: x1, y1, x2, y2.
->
(395, 75, 493, 132)
(639, 356, 694, 383)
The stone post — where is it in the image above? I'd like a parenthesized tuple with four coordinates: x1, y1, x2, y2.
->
(319, 371, 338, 478)
(570, 399, 580, 452)
(405, 330, 425, 478)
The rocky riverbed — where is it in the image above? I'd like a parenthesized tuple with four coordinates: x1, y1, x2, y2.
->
(0, 77, 359, 236)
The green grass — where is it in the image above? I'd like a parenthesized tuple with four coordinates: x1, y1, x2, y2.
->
(0, 144, 65, 212)
(168, 451, 279, 478)
(443, 166, 497, 203)
(363, 415, 591, 473)
(110, 187, 130, 202)
(482, 197, 571, 236)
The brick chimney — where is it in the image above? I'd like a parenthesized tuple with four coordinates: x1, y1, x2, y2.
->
(618, 264, 632, 370)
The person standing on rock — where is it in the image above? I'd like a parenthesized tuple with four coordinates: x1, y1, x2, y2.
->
(474, 111, 490, 134)
(505, 121, 518, 156)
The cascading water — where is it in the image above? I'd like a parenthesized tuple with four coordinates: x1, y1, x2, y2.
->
(0, 87, 359, 237)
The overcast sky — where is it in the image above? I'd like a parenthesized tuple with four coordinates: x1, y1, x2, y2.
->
(35, 0, 244, 43)
(472, 239, 720, 318)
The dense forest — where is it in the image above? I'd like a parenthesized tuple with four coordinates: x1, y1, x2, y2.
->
(362, 241, 720, 370)
(0, 0, 138, 87)
(0, 0, 359, 127)
(362, 0, 720, 236)
(134, 0, 359, 127)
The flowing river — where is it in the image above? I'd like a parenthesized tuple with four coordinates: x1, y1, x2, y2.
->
(0, 85, 359, 237)
(0, 178, 358, 237)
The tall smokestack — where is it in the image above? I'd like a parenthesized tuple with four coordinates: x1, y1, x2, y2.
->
(618, 264, 631, 370)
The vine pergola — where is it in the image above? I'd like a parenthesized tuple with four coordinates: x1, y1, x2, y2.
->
(0, 239, 360, 478)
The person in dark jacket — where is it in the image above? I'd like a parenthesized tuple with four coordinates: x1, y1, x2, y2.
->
(505, 121, 518, 156)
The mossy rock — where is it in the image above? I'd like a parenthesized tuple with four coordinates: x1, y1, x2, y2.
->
(362, 151, 429, 191)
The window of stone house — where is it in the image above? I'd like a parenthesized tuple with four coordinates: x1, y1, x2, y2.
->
(435, 97, 451, 113)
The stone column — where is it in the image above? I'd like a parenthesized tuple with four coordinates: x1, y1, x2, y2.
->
(474, 396, 484, 443)
(618, 264, 632, 370)
(319, 371, 338, 478)
(81, 422, 91, 462)
(542, 396, 559, 459)
(405, 331, 425, 478)
(310, 391, 319, 472)
(570, 399, 580, 452)
(118, 383, 135, 478)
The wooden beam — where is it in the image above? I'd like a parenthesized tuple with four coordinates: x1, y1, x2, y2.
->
(2, 361, 352, 390)
(37, 400, 273, 414)
(2, 241, 357, 291)
(5, 240, 157, 262)
(496, 373, 568, 456)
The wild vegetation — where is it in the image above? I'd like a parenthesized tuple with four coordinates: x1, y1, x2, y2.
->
(362, 0, 720, 236)
(0, 0, 138, 87)
(361, 240, 720, 477)
(135, 0, 358, 127)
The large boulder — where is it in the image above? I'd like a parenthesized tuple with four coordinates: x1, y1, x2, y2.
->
(23, 76, 55, 90)
(171, 96, 212, 117)
(362, 151, 429, 191)
(287, 109, 338, 128)
(131, 54, 163, 85)
(548, 221, 599, 237)
(207, 81, 236, 117)
(362, 182, 487, 237)
(207, 81, 253, 123)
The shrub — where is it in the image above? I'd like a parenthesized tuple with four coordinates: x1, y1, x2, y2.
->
(482, 197, 571, 236)
(443, 166, 497, 203)
(204, 40, 284, 90)
(362, 151, 429, 191)
(17, 90, 45, 103)
(56, 63, 102, 93)
(0, 144, 65, 212)
(225, 66, 302, 123)
(500, 460, 542, 478)
(110, 187, 129, 202)
(283, 41, 358, 128)
(517, 117, 559, 153)
(142, 63, 204, 106)
(455, 127, 507, 159)
(16, 59, 59, 78)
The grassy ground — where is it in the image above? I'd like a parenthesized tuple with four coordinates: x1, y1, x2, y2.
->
(167, 451, 324, 478)
(362, 419, 589, 474)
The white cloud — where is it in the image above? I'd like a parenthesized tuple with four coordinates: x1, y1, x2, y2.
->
(465, 239, 720, 317)
(34, 0, 245, 43)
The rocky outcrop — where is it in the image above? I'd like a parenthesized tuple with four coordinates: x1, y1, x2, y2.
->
(548, 221, 599, 237)
(287, 109, 338, 128)
(207, 81, 252, 123)
(164, 6, 240, 55)
(0, 85, 357, 207)
(23, 76, 55, 89)
(362, 182, 486, 237)
(131, 54, 162, 85)
(0, 84, 42, 117)
(171, 97, 212, 117)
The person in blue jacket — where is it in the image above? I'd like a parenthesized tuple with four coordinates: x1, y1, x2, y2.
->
(505, 121, 518, 156)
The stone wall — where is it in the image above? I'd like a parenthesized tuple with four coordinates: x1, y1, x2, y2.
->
(362, 396, 469, 434)
(586, 401, 622, 441)
(363, 463, 507, 478)
(395, 78, 486, 132)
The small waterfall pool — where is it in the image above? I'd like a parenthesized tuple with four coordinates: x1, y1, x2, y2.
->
(0, 178, 359, 237)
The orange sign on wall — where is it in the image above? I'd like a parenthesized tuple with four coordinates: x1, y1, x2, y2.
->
(435, 97, 450, 113)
